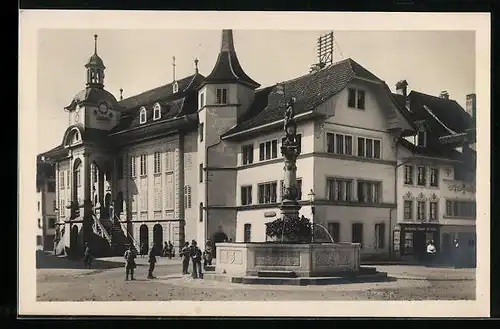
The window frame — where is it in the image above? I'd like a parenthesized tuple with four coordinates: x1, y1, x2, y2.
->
(404, 200, 413, 220)
(139, 154, 148, 177)
(417, 166, 427, 186)
(153, 103, 162, 121)
(258, 139, 278, 161)
(216, 88, 228, 104)
(404, 165, 414, 185)
(153, 151, 161, 174)
(417, 200, 426, 221)
(130, 156, 137, 178)
(326, 177, 353, 202)
(139, 107, 147, 124)
(352, 223, 363, 247)
(241, 144, 254, 165)
(430, 168, 439, 187)
(326, 132, 354, 155)
(327, 222, 340, 242)
(243, 223, 252, 243)
(257, 181, 278, 204)
(240, 185, 253, 206)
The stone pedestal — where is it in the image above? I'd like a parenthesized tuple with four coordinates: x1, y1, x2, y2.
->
(215, 242, 361, 277)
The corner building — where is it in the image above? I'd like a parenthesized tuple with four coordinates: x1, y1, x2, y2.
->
(42, 30, 455, 261)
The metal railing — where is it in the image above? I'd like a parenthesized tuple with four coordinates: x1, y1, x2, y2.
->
(92, 212, 112, 243)
(113, 214, 140, 250)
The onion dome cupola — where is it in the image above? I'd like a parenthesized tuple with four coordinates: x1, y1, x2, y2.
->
(201, 29, 260, 89)
(85, 34, 106, 88)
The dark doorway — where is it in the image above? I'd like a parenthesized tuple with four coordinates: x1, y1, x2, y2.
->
(139, 224, 149, 255)
(70, 225, 79, 255)
(115, 192, 123, 215)
(442, 232, 452, 259)
(153, 224, 163, 256)
(413, 231, 426, 261)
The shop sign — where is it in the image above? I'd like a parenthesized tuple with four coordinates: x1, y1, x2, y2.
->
(264, 211, 277, 218)
(448, 183, 476, 194)
(404, 226, 438, 232)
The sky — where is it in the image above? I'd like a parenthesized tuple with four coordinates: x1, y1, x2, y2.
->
(37, 29, 475, 153)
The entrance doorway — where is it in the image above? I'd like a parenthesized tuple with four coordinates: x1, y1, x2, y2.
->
(153, 224, 163, 256)
(413, 231, 426, 261)
(70, 225, 79, 255)
(139, 224, 149, 255)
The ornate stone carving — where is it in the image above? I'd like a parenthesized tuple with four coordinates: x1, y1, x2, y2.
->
(403, 191, 413, 200)
(448, 183, 476, 194)
(315, 250, 352, 267)
(428, 193, 439, 201)
(416, 192, 426, 201)
(254, 250, 300, 266)
(220, 249, 243, 265)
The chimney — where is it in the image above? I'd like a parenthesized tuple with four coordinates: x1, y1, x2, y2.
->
(466, 93, 476, 122)
(395, 80, 408, 98)
(440, 90, 449, 99)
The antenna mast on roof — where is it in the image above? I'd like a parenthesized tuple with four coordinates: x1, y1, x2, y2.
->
(317, 31, 334, 66)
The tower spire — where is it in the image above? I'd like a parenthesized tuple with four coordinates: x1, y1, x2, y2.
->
(194, 58, 199, 74)
(94, 34, 98, 54)
(85, 34, 106, 88)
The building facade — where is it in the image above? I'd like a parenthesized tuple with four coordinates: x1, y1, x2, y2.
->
(36, 156, 57, 250)
(40, 30, 475, 262)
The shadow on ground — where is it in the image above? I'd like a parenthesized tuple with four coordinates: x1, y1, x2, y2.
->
(36, 250, 125, 270)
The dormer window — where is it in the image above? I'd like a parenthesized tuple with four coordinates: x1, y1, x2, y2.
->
(139, 106, 147, 124)
(153, 103, 161, 121)
(216, 88, 228, 104)
(173, 81, 179, 93)
(416, 129, 427, 147)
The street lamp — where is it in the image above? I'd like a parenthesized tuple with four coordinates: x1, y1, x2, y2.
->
(308, 189, 316, 243)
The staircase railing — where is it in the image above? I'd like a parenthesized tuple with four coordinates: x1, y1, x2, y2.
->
(114, 214, 140, 250)
(92, 212, 112, 244)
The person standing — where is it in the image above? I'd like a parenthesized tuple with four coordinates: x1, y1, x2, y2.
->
(83, 242, 92, 269)
(162, 242, 169, 257)
(53, 235, 60, 256)
(190, 240, 203, 279)
(426, 240, 437, 265)
(203, 239, 213, 270)
(147, 245, 157, 279)
(124, 245, 137, 281)
(181, 241, 190, 275)
(168, 241, 174, 259)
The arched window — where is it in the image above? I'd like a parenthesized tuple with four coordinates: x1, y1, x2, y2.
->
(139, 107, 147, 124)
(139, 224, 149, 255)
(153, 224, 163, 256)
(173, 81, 179, 93)
(153, 103, 161, 121)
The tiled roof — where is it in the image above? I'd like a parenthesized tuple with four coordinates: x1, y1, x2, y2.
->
(65, 87, 120, 111)
(399, 137, 463, 161)
(118, 73, 205, 111)
(223, 58, 385, 136)
(202, 30, 260, 89)
(394, 91, 474, 138)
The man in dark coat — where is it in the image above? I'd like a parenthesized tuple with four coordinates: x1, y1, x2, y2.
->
(83, 242, 92, 269)
(147, 245, 157, 279)
(181, 241, 190, 275)
(190, 240, 203, 279)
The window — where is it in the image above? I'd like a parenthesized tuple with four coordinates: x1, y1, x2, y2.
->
(357, 137, 381, 158)
(199, 123, 204, 142)
(430, 168, 439, 187)
(404, 232, 413, 253)
(153, 103, 161, 120)
(53, 200, 57, 211)
(259, 140, 278, 161)
(347, 88, 356, 108)
(327, 222, 340, 242)
(36, 235, 42, 246)
(139, 107, 147, 124)
(153, 152, 161, 174)
(244, 224, 252, 243)
(199, 164, 204, 183)
(445, 200, 476, 218)
(282, 134, 302, 154)
(130, 156, 137, 178)
(326, 178, 353, 202)
(216, 88, 228, 104)
(242, 144, 254, 165)
(37, 201, 40, 212)
(375, 223, 385, 249)
(199, 93, 205, 109)
(140, 154, 147, 176)
(76, 168, 81, 187)
(60, 199, 65, 217)
(417, 201, 426, 221)
(348, 88, 366, 110)
(184, 186, 192, 209)
(258, 182, 278, 204)
(241, 186, 253, 206)
(59, 172, 65, 189)
(416, 130, 426, 147)
(352, 223, 363, 247)
(66, 171, 70, 188)
(357, 90, 366, 109)
(37, 218, 42, 229)
(429, 201, 438, 221)
(280, 179, 302, 201)
(404, 165, 414, 185)
(357, 181, 381, 203)
(404, 200, 413, 220)
(117, 157, 123, 179)
(326, 133, 353, 155)
(47, 181, 56, 193)
(417, 166, 426, 186)
(93, 166, 98, 182)
(48, 218, 56, 229)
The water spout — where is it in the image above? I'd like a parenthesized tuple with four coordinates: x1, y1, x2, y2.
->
(312, 223, 335, 243)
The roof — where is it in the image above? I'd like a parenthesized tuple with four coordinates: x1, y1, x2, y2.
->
(223, 58, 391, 136)
(394, 91, 474, 138)
(85, 53, 105, 69)
(65, 87, 119, 111)
(399, 137, 463, 161)
(201, 30, 260, 89)
(117, 73, 205, 111)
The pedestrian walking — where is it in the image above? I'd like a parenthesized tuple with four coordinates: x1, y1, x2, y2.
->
(162, 242, 169, 257)
(426, 240, 437, 265)
(190, 240, 203, 279)
(83, 242, 93, 269)
(181, 241, 190, 275)
(124, 245, 137, 281)
(168, 241, 174, 258)
(140, 242, 146, 257)
(203, 239, 213, 270)
(147, 245, 157, 279)
(53, 235, 60, 256)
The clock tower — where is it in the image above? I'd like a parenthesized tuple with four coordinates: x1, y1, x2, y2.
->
(64, 34, 122, 132)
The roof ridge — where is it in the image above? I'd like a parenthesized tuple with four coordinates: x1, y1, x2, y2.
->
(411, 90, 459, 103)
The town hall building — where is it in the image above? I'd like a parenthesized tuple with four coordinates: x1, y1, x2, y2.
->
(40, 30, 475, 262)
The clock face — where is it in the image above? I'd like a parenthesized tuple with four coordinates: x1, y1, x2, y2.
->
(98, 102, 109, 114)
